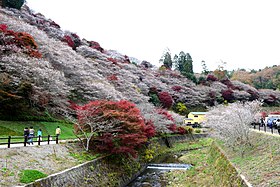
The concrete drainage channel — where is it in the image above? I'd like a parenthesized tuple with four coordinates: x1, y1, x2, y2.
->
(126, 163, 192, 187)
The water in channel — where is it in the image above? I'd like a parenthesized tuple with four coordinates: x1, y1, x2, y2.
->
(126, 153, 192, 187)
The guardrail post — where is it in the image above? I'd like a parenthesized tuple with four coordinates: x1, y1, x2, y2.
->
(8, 136, 11, 148)
(47, 135, 50, 144)
(38, 135, 41, 146)
(56, 135, 58, 144)
(271, 127, 273, 134)
(253, 123, 256, 129)
(264, 125, 266, 132)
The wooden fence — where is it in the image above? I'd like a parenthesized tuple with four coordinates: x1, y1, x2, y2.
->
(0, 135, 59, 148)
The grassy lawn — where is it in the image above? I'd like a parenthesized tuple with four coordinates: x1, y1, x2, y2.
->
(164, 138, 243, 187)
(220, 131, 280, 187)
(0, 121, 76, 143)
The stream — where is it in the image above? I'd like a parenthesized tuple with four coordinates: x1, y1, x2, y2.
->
(126, 153, 192, 187)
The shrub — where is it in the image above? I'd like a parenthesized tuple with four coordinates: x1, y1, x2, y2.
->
(194, 129, 201, 133)
(89, 41, 104, 53)
(174, 102, 188, 116)
(149, 93, 160, 106)
(206, 74, 218, 81)
(247, 89, 259, 101)
(63, 33, 81, 50)
(221, 89, 235, 102)
(158, 91, 173, 108)
(19, 170, 47, 184)
(171, 85, 182, 92)
(2, 0, 25, 10)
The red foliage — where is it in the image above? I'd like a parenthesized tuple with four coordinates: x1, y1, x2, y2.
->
(63, 35, 75, 48)
(0, 24, 8, 32)
(158, 91, 173, 108)
(89, 41, 104, 53)
(264, 94, 277, 105)
(63, 33, 81, 50)
(247, 89, 259, 101)
(107, 57, 119, 65)
(73, 100, 155, 157)
(107, 74, 118, 81)
(157, 109, 175, 122)
(0, 24, 42, 58)
(221, 79, 240, 90)
(177, 127, 186, 135)
(172, 86, 182, 92)
(167, 124, 177, 132)
(221, 89, 235, 102)
(144, 120, 156, 138)
(206, 74, 218, 81)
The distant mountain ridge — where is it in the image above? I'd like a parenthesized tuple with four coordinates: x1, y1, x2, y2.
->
(1, 5, 280, 132)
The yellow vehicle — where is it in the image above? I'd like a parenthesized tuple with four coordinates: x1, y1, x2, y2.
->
(184, 112, 207, 127)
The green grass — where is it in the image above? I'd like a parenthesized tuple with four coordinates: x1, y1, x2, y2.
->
(165, 139, 243, 187)
(218, 131, 280, 186)
(69, 151, 101, 163)
(0, 120, 76, 142)
(19, 169, 47, 184)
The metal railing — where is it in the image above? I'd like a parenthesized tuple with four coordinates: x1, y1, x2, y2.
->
(251, 122, 279, 135)
(0, 135, 59, 148)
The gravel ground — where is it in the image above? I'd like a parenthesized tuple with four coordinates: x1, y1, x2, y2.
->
(0, 142, 82, 187)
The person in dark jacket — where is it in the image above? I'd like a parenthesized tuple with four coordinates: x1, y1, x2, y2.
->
(24, 127, 29, 144)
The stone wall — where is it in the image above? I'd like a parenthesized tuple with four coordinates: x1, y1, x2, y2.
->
(24, 134, 207, 187)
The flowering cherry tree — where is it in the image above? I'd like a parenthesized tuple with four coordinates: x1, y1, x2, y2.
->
(205, 100, 261, 156)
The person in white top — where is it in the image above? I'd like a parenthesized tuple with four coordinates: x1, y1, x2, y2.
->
(276, 119, 280, 135)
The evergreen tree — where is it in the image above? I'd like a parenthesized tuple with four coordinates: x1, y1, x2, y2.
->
(159, 48, 172, 69)
(174, 51, 193, 74)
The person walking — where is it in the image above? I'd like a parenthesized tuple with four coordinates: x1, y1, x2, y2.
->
(55, 126, 61, 137)
(28, 126, 35, 145)
(37, 129, 42, 141)
(267, 119, 273, 128)
(23, 127, 29, 144)
(276, 119, 280, 135)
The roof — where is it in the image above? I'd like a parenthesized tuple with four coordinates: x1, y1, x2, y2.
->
(190, 112, 207, 115)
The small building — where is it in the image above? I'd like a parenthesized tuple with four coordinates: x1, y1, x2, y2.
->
(184, 112, 207, 126)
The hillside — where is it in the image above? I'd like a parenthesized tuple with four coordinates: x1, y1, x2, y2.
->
(1, 5, 280, 133)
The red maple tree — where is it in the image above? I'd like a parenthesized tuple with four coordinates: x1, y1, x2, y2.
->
(71, 100, 155, 157)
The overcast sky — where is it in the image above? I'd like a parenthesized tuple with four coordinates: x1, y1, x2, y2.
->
(27, 0, 280, 73)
